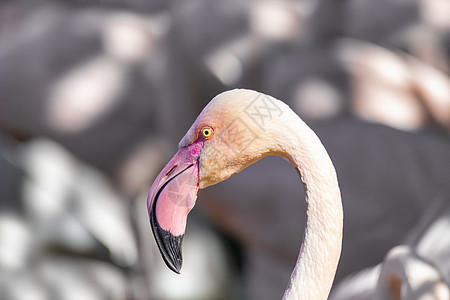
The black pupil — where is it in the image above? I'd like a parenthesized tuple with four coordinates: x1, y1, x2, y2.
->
(204, 130, 209, 135)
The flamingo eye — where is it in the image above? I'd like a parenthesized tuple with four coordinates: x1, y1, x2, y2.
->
(201, 127, 213, 138)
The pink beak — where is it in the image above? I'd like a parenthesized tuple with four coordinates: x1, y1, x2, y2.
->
(147, 143, 202, 273)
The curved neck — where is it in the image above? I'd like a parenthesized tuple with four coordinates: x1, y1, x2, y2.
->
(375, 246, 446, 300)
(278, 110, 343, 300)
(196, 90, 343, 299)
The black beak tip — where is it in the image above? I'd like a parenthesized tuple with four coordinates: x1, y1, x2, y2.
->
(164, 239, 183, 274)
(150, 213, 184, 274)
(170, 259, 182, 274)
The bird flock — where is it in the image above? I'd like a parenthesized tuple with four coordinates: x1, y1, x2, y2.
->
(0, 0, 449, 299)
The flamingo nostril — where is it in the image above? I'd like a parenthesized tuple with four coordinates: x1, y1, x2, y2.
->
(166, 165, 177, 177)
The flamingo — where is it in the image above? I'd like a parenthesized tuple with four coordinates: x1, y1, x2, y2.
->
(329, 194, 450, 300)
(147, 89, 343, 299)
(376, 246, 450, 300)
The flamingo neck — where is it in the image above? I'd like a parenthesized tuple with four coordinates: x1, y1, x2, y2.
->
(193, 89, 343, 299)
(279, 112, 343, 300)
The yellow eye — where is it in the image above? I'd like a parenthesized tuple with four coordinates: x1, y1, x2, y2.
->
(201, 127, 213, 138)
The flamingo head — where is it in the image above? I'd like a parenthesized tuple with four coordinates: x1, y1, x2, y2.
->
(147, 89, 283, 273)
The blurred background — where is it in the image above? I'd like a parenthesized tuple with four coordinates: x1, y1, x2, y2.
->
(0, 0, 449, 299)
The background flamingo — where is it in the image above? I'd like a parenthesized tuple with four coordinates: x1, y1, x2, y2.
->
(330, 194, 450, 299)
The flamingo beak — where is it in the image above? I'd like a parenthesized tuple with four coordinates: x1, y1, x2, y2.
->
(147, 147, 200, 274)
